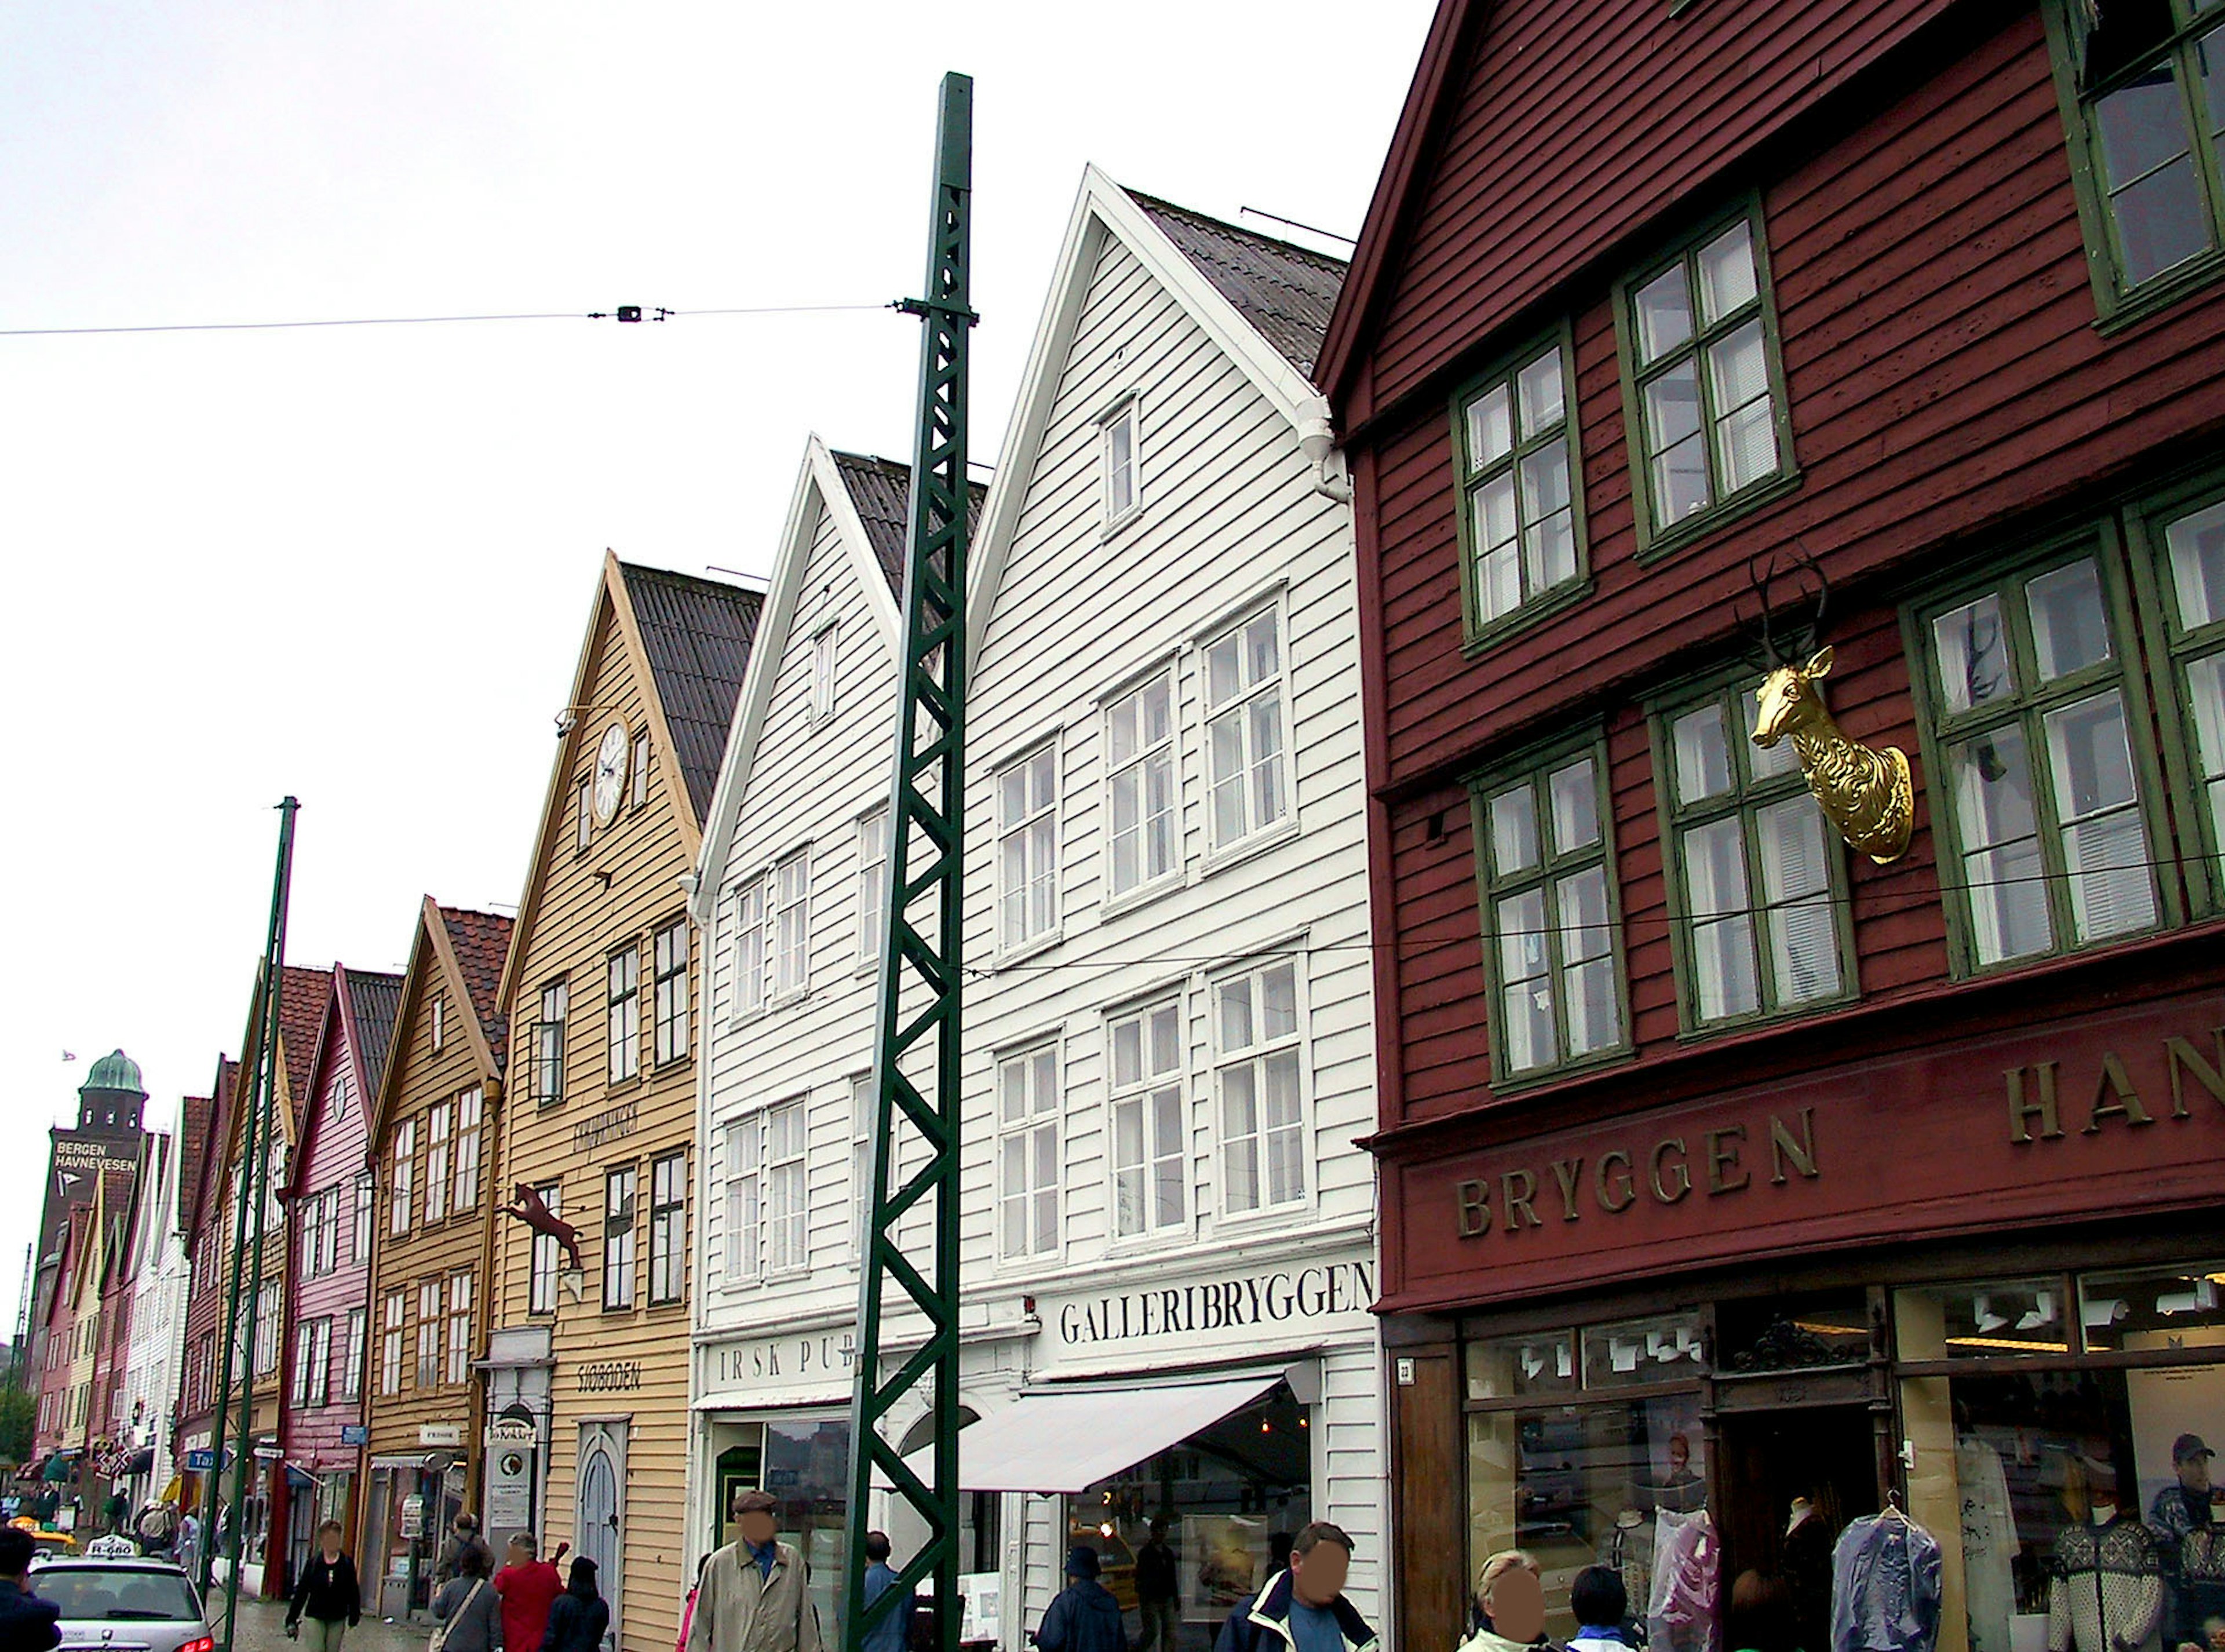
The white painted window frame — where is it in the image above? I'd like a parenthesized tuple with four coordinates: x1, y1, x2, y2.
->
(1105, 993, 1189, 1242)
(855, 805, 891, 974)
(1101, 393, 1142, 529)
(769, 848, 812, 1004)
(1210, 950, 1312, 1223)
(995, 742, 1060, 956)
(1200, 599, 1297, 860)
(994, 1041, 1062, 1263)
(1101, 663, 1181, 907)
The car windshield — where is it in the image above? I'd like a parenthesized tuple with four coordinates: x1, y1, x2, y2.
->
(34, 1569, 201, 1622)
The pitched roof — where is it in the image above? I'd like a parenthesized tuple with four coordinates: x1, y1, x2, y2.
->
(436, 905, 515, 1070)
(617, 563, 765, 826)
(175, 1092, 214, 1237)
(1124, 189, 1348, 377)
(826, 451, 990, 593)
(342, 969, 405, 1104)
(277, 964, 333, 1113)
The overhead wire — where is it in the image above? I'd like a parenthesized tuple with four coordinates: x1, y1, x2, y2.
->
(0, 300, 900, 339)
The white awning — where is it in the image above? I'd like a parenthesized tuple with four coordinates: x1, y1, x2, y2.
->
(913, 1373, 1283, 1494)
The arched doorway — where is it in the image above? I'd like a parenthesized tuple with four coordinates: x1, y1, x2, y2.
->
(575, 1424, 625, 1652)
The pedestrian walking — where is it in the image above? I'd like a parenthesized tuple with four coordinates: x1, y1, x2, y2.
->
(103, 1491, 130, 1536)
(1212, 1523, 1378, 1652)
(495, 1534, 567, 1652)
(1034, 1548, 1124, 1652)
(431, 1542, 503, 1652)
(0, 1527, 61, 1652)
(176, 1511, 202, 1582)
(684, 1490, 819, 1652)
(438, 1515, 496, 1588)
(286, 1522, 363, 1652)
(860, 1533, 914, 1652)
(1457, 1553, 1551, 1652)
(1135, 1520, 1180, 1652)
(544, 1559, 610, 1652)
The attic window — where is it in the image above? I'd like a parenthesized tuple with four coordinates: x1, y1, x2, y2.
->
(431, 995, 446, 1053)
(1103, 400, 1140, 526)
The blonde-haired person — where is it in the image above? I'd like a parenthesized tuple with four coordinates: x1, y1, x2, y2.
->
(1460, 1552, 1548, 1652)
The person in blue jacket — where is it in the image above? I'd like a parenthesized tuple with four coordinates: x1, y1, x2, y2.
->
(1034, 1548, 1125, 1652)
(0, 1527, 61, 1652)
(1213, 1523, 1378, 1652)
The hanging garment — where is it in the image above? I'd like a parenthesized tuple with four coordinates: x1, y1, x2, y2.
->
(2045, 1515, 2162, 1652)
(2174, 1527, 2225, 1644)
(1959, 1440, 2022, 1652)
(1831, 1512, 1945, 1652)
(1649, 1507, 1720, 1652)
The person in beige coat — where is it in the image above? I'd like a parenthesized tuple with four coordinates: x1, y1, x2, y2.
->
(686, 1490, 822, 1652)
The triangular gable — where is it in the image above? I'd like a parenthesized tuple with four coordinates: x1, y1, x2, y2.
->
(370, 896, 509, 1154)
(689, 435, 907, 920)
(965, 166, 1347, 669)
(184, 1058, 237, 1252)
(290, 965, 403, 1196)
(222, 964, 331, 1170)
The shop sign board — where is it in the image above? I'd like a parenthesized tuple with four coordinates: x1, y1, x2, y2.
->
(1393, 991, 2225, 1311)
(418, 1424, 464, 1447)
(340, 1425, 369, 1446)
(1037, 1249, 1377, 1368)
(400, 1495, 425, 1539)
(704, 1328, 858, 1406)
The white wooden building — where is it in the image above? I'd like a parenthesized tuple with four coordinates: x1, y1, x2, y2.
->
(120, 1129, 185, 1517)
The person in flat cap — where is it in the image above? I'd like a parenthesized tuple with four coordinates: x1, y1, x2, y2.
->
(687, 1491, 820, 1652)
(2150, 1434, 2217, 1643)
(1031, 1547, 1124, 1652)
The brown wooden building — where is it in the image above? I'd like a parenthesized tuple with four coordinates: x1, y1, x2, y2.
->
(359, 898, 511, 1618)
(1316, 3, 2225, 1650)
(487, 554, 760, 1652)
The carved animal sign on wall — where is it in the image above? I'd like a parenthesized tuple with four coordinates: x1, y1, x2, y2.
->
(502, 1182, 585, 1273)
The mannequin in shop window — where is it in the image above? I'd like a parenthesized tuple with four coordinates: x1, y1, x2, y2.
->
(2045, 1458, 2160, 1652)
(2147, 1433, 2219, 1649)
(1782, 1487, 1842, 1652)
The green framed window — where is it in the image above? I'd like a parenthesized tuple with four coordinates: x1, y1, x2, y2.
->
(1909, 544, 2168, 971)
(1651, 678, 1855, 1029)
(1451, 329, 1587, 642)
(2133, 484, 2225, 910)
(1614, 201, 1797, 555)
(1469, 736, 1628, 1081)
(2041, 0, 2225, 324)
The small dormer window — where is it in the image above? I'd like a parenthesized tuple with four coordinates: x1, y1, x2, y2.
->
(431, 995, 446, 1053)
(1103, 401, 1140, 525)
(811, 622, 838, 723)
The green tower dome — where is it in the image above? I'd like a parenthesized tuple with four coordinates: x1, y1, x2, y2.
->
(81, 1049, 145, 1096)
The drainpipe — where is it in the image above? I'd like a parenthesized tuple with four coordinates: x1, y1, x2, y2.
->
(1296, 403, 1352, 503)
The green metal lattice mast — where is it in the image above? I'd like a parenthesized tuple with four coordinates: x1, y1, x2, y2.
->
(842, 70, 974, 1652)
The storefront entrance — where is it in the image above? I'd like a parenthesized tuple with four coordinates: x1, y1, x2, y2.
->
(1715, 1404, 1880, 1652)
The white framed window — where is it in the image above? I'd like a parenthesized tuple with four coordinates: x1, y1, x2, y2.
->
(648, 1151, 685, 1305)
(856, 808, 890, 971)
(453, 1088, 483, 1212)
(341, 1307, 366, 1402)
(607, 945, 641, 1082)
(424, 1100, 453, 1225)
(298, 1190, 324, 1282)
(445, 1271, 473, 1384)
(1108, 998, 1186, 1238)
(389, 1119, 415, 1237)
(654, 919, 691, 1066)
(575, 776, 592, 855)
(630, 730, 650, 812)
(352, 1172, 373, 1265)
(1105, 672, 1177, 900)
(731, 884, 767, 1020)
(533, 979, 568, 1106)
(528, 1184, 563, 1314)
(603, 1166, 637, 1310)
(722, 1118, 761, 1286)
(431, 994, 446, 1053)
(767, 1100, 808, 1274)
(811, 622, 838, 722)
(1204, 608, 1292, 852)
(849, 1073, 877, 1251)
(416, 1279, 442, 1388)
(770, 851, 811, 1001)
(1103, 400, 1140, 524)
(997, 746, 1059, 950)
(995, 1044, 1060, 1261)
(1214, 958, 1306, 1216)
(380, 1293, 404, 1395)
(289, 1318, 322, 1409)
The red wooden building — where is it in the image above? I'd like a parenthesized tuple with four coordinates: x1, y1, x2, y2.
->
(1318, 3, 2225, 1650)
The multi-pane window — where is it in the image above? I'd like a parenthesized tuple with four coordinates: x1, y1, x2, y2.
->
(299, 1189, 326, 1281)
(654, 920, 691, 1066)
(771, 851, 811, 1000)
(1104, 401, 1139, 523)
(811, 623, 838, 721)
(1476, 743, 1626, 1075)
(630, 730, 650, 811)
(1215, 961, 1305, 1216)
(380, 1294, 404, 1395)
(995, 1045, 1059, 1260)
(649, 1152, 685, 1305)
(731, 884, 768, 1019)
(416, 1280, 442, 1387)
(1456, 336, 1582, 630)
(850, 1074, 877, 1250)
(607, 945, 640, 1082)
(534, 980, 567, 1107)
(431, 994, 446, 1053)
(453, 1088, 483, 1212)
(351, 1172, 373, 1266)
(341, 1308, 366, 1402)
(603, 1166, 638, 1311)
(2149, 493, 2225, 892)
(723, 1118, 760, 1286)
(575, 776, 592, 855)
(1205, 610, 1290, 851)
(767, 1101, 808, 1274)
(528, 1184, 563, 1314)
(1621, 206, 1790, 546)
(1917, 550, 2160, 968)
(2048, 0, 2225, 313)
(389, 1120, 415, 1237)
(856, 809, 889, 970)
(424, 1101, 453, 1225)
(290, 1318, 329, 1408)
(1658, 686, 1849, 1026)
(1106, 673, 1177, 899)
(1108, 1001, 1184, 1238)
(998, 747, 1059, 949)
(446, 1271, 473, 1384)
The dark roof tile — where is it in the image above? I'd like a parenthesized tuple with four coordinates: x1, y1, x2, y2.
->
(278, 965, 332, 1115)
(437, 906, 515, 1071)
(342, 969, 404, 1104)
(827, 452, 989, 595)
(618, 564, 765, 826)
(1124, 189, 1349, 378)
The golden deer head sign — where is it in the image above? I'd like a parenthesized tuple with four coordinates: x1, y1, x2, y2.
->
(1744, 556, 1914, 865)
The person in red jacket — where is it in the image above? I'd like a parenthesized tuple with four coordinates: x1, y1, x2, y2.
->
(493, 1533, 567, 1652)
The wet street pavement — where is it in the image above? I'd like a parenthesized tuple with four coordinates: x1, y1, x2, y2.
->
(228, 1598, 428, 1652)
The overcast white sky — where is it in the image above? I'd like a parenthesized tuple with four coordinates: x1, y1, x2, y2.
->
(0, 1, 1431, 1338)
